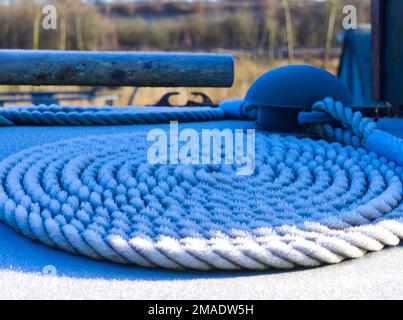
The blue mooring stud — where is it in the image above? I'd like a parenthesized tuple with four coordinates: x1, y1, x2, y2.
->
(244, 65, 353, 132)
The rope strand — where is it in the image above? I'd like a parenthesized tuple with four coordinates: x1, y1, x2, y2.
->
(0, 105, 225, 126)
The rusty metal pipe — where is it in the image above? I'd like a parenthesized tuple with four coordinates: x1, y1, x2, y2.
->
(0, 50, 234, 87)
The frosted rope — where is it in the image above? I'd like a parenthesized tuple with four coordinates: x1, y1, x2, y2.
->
(0, 131, 402, 270)
(0, 105, 225, 126)
(308, 97, 403, 167)
(310, 97, 377, 148)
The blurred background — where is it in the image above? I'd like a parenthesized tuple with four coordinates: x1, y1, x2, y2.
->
(0, 0, 371, 106)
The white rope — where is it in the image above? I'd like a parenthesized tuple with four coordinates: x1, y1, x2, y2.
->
(0, 128, 402, 270)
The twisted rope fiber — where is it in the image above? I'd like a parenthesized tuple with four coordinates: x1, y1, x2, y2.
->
(0, 124, 403, 270)
(0, 105, 225, 126)
(310, 97, 377, 148)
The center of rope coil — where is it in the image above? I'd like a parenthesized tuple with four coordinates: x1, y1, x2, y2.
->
(0, 131, 402, 270)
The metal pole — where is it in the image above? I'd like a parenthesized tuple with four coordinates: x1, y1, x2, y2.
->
(0, 50, 234, 87)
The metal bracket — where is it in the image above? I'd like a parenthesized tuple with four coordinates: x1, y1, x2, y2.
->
(152, 91, 216, 107)
(153, 92, 181, 107)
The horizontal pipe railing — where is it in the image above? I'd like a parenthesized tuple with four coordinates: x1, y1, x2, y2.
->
(0, 50, 234, 87)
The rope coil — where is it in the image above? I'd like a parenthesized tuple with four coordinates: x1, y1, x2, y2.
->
(0, 129, 402, 270)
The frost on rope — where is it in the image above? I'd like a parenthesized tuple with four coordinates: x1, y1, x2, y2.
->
(0, 106, 225, 126)
(0, 132, 402, 270)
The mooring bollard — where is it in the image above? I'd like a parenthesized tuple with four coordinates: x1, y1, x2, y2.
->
(0, 50, 234, 87)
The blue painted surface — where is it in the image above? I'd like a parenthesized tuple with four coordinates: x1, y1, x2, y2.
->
(338, 28, 382, 107)
(246, 65, 352, 109)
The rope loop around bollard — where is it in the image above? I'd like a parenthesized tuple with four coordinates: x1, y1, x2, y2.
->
(310, 97, 377, 147)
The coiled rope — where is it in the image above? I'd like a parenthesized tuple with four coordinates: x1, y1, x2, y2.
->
(0, 109, 402, 270)
(0, 105, 225, 126)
